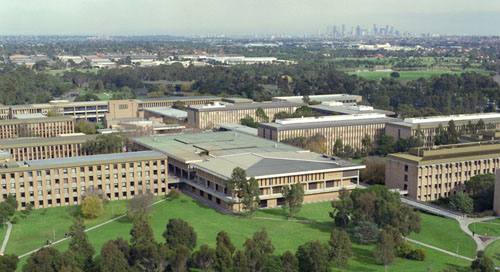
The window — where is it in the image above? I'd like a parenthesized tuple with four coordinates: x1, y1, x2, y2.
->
(119, 104, 129, 110)
(308, 182, 318, 190)
(404, 165, 408, 172)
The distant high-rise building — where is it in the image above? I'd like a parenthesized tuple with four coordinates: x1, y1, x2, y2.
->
(385, 25, 389, 36)
(341, 24, 345, 35)
(333, 25, 338, 36)
(373, 24, 378, 36)
(356, 25, 361, 36)
(389, 26, 394, 35)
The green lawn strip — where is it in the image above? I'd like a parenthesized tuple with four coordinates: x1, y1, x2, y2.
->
(4, 197, 149, 255)
(16, 194, 470, 272)
(252, 200, 332, 222)
(485, 239, 500, 266)
(469, 222, 500, 237)
(408, 213, 476, 258)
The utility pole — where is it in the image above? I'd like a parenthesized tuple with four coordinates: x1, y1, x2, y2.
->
(456, 242, 459, 256)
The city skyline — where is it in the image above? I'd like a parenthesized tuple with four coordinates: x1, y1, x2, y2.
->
(0, 0, 499, 36)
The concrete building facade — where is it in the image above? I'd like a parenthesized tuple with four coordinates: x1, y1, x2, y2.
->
(187, 102, 302, 130)
(258, 114, 399, 155)
(386, 113, 500, 146)
(386, 142, 500, 201)
(0, 151, 168, 210)
(0, 116, 75, 139)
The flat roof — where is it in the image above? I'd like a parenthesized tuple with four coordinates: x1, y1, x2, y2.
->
(131, 131, 302, 163)
(310, 104, 395, 116)
(260, 115, 400, 130)
(187, 102, 303, 112)
(192, 151, 364, 179)
(0, 116, 73, 125)
(143, 107, 188, 119)
(273, 94, 362, 101)
(389, 113, 500, 128)
(217, 123, 258, 136)
(388, 141, 500, 165)
(12, 113, 47, 119)
(135, 96, 220, 102)
(0, 135, 96, 148)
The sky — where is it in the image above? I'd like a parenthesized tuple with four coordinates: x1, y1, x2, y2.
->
(1, 0, 499, 36)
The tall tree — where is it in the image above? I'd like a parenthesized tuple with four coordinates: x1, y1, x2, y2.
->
(447, 120, 459, 144)
(0, 254, 18, 272)
(281, 250, 298, 272)
(376, 135, 394, 156)
(449, 192, 474, 213)
(333, 139, 344, 157)
(163, 218, 197, 250)
(255, 107, 269, 123)
(471, 251, 495, 272)
(81, 195, 104, 219)
(328, 229, 352, 271)
(330, 188, 353, 228)
(68, 217, 95, 271)
(215, 243, 233, 272)
(127, 189, 154, 220)
(244, 229, 275, 272)
(192, 244, 216, 272)
(361, 134, 375, 155)
(372, 230, 396, 272)
(282, 182, 304, 219)
(216, 231, 235, 255)
(232, 250, 248, 272)
(241, 177, 260, 218)
(100, 240, 130, 272)
(226, 167, 247, 206)
(295, 240, 330, 272)
(391, 205, 421, 238)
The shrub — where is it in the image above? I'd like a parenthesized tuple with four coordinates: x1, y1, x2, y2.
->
(410, 248, 427, 261)
(11, 216, 19, 224)
(81, 195, 104, 219)
(397, 242, 413, 258)
(41, 209, 48, 215)
(353, 221, 380, 244)
(168, 188, 181, 200)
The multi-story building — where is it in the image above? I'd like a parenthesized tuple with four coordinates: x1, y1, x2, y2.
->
(0, 151, 168, 210)
(0, 134, 96, 161)
(0, 116, 75, 139)
(386, 142, 500, 201)
(131, 131, 364, 211)
(386, 113, 500, 146)
(187, 102, 302, 130)
(258, 114, 400, 155)
(272, 94, 362, 105)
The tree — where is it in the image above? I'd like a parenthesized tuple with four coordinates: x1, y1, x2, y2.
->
(330, 188, 353, 229)
(282, 182, 304, 218)
(81, 195, 104, 219)
(376, 135, 394, 156)
(5, 194, 18, 210)
(281, 250, 298, 272)
(328, 229, 352, 271)
(216, 231, 235, 255)
(332, 139, 344, 157)
(240, 116, 258, 128)
(163, 218, 197, 250)
(172, 101, 186, 110)
(241, 177, 260, 218)
(68, 217, 95, 271)
(244, 229, 275, 272)
(0, 254, 18, 272)
(171, 245, 191, 272)
(232, 250, 248, 272)
(447, 120, 459, 144)
(390, 72, 400, 78)
(372, 230, 396, 272)
(215, 244, 233, 272)
(477, 119, 486, 132)
(100, 240, 130, 272)
(391, 205, 421, 238)
(467, 174, 495, 211)
(353, 221, 380, 244)
(192, 244, 216, 272)
(449, 192, 474, 213)
(394, 138, 409, 153)
(361, 134, 375, 155)
(75, 119, 97, 134)
(82, 134, 124, 155)
(360, 156, 386, 185)
(343, 145, 355, 159)
(255, 107, 269, 123)
(24, 247, 66, 272)
(295, 240, 330, 272)
(74, 93, 100, 102)
(226, 167, 247, 208)
(471, 251, 495, 272)
(130, 219, 169, 271)
(127, 189, 154, 220)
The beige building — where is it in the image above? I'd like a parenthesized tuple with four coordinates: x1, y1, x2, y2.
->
(0, 151, 168, 210)
(0, 116, 75, 139)
(386, 142, 500, 201)
(272, 94, 362, 104)
(258, 114, 400, 155)
(386, 113, 500, 146)
(131, 131, 364, 211)
(0, 134, 96, 161)
(187, 102, 302, 130)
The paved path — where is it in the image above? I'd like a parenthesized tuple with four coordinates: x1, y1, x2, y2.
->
(456, 216, 500, 252)
(0, 221, 12, 255)
(405, 237, 473, 261)
(401, 196, 465, 219)
(18, 198, 168, 259)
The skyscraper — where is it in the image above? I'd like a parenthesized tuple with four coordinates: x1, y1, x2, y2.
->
(356, 25, 361, 36)
(373, 24, 378, 36)
(341, 24, 345, 36)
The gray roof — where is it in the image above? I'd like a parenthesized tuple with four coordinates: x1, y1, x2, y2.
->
(310, 104, 395, 116)
(143, 107, 188, 120)
(26, 151, 166, 168)
(259, 117, 401, 131)
(187, 102, 303, 112)
(135, 96, 220, 102)
(0, 135, 96, 148)
(12, 113, 47, 119)
(192, 152, 364, 179)
(389, 116, 500, 129)
(217, 123, 258, 136)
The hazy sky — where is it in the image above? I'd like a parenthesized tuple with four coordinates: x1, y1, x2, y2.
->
(1, 0, 499, 36)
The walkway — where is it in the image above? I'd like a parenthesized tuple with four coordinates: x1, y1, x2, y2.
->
(456, 215, 500, 252)
(0, 221, 12, 255)
(401, 196, 465, 219)
(18, 198, 168, 259)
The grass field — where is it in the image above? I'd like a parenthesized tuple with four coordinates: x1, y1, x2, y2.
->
(12, 194, 471, 271)
(469, 222, 500, 237)
(485, 239, 500, 266)
(348, 70, 489, 81)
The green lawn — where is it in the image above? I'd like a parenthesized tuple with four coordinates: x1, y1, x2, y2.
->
(408, 213, 476, 258)
(485, 239, 500, 266)
(253, 200, 332, 222)
(14, 194, 470, 271)
(5, 197, 144, 255)
(348, 70, 489, 81)
(469, 222, 500, 237)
